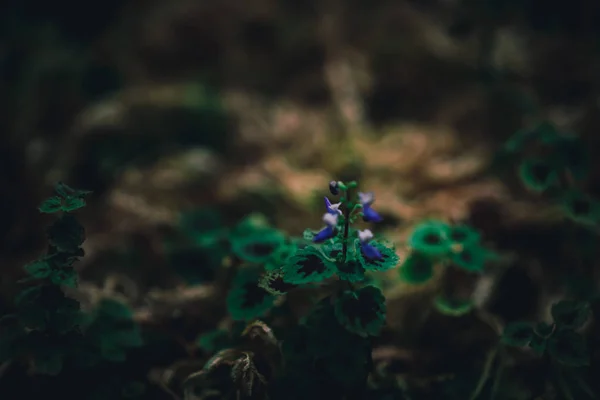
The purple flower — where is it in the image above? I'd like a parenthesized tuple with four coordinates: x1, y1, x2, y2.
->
(358, 229, 383, 260)
(324, 197, 343, 216)
(358, 192, 382, 223)
(313, 213, 339, 243)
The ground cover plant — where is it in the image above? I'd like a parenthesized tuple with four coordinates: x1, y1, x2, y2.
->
(1, 131, 598, 400)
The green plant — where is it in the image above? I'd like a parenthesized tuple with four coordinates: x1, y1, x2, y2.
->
(500, 299, 594, 399)
(186, 180, 404, 399)
(399, 220, 495, 316)
(502, 121, 600, 227)
(0, 182, 90, 375)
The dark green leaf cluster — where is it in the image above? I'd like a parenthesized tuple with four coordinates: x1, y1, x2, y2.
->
(501, 299, 591, 366)
(279, 299, 374, 396)
(227, 267, 277, 321)
(0, 182, 91, 375)
(175, 210, 297, 287)
(502, 122, 600, 226)
(401, 220, 493, 284)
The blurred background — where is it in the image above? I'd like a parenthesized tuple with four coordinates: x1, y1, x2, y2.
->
(2, 0, 600, 398)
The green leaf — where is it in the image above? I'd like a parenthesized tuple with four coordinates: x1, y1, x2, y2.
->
(518, 158, 559, 192)
(38, 196, 63, 213)
(258, 268, 299, 295)
(227, 268, 275, 321)
(302, 229, 315, 241)
(230, 213, 272, 238)
(269, 241, 299, 266)
(14, 286, 42, 306)
(303, 298, 366, 357)
(282, 245, 337, 284)
(398, 252, 434, 284)
(49, 267, 78, 287)
(561, 190, 600, 226)
(231, 229, 286, 264)
(52, 307, 84, 334)
(433, 295, 473, 317)
(449, 244, 488, 273)
(356, 240, 400, 272)
(551, 300, 591, 330)
(336, 259, 367, 282)
(534, 321, 555, 338)
(529, 335, 547, 355)
(548, 330, 589, 367)
(47, 214, 85, 252)
(54, 182, 91, 199)
(447, 225, 481, 246)
(326, 242, 366, 282)
(24, 260, 51, 278)
(334, 285, 386, 337)
(503, 126, 542, 153)
(502, 322, 535, 347)
(407, 221, 452, 256)
(62, 196, 86, 212)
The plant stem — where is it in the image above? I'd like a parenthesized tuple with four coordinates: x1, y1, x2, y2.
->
(490, 345, 506, 400)
(469, 344, 499, 400)
(341, 189, 352, 263)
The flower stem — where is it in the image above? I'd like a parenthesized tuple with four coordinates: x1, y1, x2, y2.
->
(341, 189, 352, 264)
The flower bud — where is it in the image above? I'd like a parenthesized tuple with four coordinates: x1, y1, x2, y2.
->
(329, 181, 339, 195)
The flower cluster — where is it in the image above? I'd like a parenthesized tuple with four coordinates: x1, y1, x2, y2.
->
(313, 182, 385, 263)
(223, 180, 400, 340)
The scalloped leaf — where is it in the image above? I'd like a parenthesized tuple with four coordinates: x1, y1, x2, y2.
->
(47, 214, 85, 253)
(227, 268, 275, 321)
(282, 245, 336, 284)
(548, 330, 589, 367)
(356, 240, 399, 272)
(551, 300, 591, 330)
(258, 268, 299, 295)
(447, 225, 481, 246)
(561, 190, 600, 226)
(231, 229, 286, 264)
(38, 197, 63, 214)
(449, 244, 488, 273)
(502, 322, 534, 347)
(407, 221, 452, 256)
(399, 252, 434, 284)
(334, 285, 386, 337)
(433, 295, 473, 317)
(518, 158, 559, 192)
